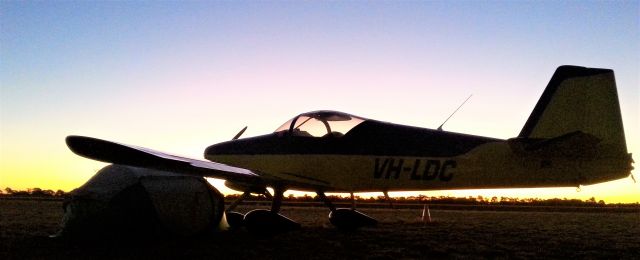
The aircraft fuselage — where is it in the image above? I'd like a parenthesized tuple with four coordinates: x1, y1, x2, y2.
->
(205, 117, 631, 192)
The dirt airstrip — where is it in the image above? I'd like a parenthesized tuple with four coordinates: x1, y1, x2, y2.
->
(1, 199, 638, 259)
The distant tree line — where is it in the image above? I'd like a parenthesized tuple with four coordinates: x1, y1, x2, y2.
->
(2, 187, 66, 197)
(226, 193, 638, 207)
(3, 187, 637, 206)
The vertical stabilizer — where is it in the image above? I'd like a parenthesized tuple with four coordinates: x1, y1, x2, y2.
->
(519, 65, 627, 156)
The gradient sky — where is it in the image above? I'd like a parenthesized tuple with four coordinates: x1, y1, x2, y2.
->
(1, 1, 638, 202)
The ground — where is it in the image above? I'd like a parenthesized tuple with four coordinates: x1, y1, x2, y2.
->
(1, 199, 638, 259)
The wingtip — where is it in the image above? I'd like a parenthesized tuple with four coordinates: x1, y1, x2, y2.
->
(66, 135, 88, 147)
(66, 135, 79, 142)
(65, 135, 87, 153)
(65, 135, 105, 154)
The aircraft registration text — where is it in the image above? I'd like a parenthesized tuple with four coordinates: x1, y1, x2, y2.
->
(373, 158, 456, 181)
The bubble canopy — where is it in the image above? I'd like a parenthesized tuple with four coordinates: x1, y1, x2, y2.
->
(274, 111, 366, 138)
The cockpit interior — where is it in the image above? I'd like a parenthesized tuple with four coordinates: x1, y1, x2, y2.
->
(274, 111, 366, 138)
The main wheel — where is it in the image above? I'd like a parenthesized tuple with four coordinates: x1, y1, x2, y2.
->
(243, 209, 301, 235)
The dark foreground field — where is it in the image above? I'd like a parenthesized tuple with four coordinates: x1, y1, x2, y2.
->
(1, 200, 638, 259)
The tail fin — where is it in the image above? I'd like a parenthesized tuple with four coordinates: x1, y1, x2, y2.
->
(519, 65, 628, 156)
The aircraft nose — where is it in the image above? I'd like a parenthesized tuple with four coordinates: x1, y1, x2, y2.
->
(204, 133, 279, 160)
(204, 137, 254, 157)
(204, 142, 233, 156)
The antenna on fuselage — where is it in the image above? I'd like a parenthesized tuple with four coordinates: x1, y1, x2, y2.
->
(232, 126, 248, 140)
(437, 94, 472, 131)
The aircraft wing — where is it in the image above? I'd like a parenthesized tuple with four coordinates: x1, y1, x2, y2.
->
(66, 135, 262, 183)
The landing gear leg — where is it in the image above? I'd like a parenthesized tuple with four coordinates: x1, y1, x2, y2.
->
(271, 187, 285, 213)
(383, 190, 394, 209)
(350, 192, 356, 210)
(227, 191, 250, 211)
(225, 191, 250, 229)
(317, 191, 336, 212)
(262, 190, 273, 199)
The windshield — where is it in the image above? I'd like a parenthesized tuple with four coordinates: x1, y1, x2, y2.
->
(274, 111, 366, 137)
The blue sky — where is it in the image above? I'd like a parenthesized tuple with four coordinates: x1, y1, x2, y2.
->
(1, 1, 638, 202)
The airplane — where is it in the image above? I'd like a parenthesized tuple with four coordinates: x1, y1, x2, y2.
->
(66, 65, 634, 233)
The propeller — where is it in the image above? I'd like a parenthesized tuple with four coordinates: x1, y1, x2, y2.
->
(232, 126, 247, 140)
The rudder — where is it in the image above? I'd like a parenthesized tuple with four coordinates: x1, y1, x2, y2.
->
(519, 65, 628, 156)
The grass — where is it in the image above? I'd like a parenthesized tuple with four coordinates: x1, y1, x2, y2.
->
(1, 200, 638, 259)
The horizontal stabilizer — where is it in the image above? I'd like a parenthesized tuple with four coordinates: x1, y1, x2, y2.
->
(508, 131, 601, 157)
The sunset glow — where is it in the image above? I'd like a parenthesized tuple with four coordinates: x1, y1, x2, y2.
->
(1, 2, 638, 203)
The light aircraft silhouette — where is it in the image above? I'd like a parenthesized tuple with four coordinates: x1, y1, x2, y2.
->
(67, 65, 634, 232)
